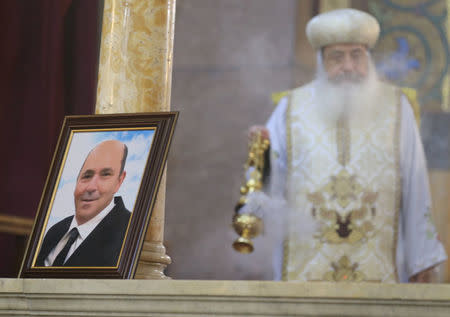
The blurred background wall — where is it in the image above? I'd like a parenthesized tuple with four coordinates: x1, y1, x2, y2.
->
(166, 0, 300, 280)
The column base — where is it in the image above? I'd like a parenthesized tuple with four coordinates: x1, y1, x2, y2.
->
(135, 241, 171, 279)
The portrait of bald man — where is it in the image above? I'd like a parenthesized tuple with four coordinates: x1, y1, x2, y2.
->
(36, 140, 131, 267)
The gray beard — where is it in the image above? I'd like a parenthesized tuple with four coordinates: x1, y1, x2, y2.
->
(313, 60, 381, 124)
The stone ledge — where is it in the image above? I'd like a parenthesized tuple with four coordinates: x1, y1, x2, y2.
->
(1, 279, 450, 316)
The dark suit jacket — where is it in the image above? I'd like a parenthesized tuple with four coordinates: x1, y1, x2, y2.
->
(36, 196, 131, 267)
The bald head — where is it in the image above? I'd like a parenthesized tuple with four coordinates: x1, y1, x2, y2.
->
(74, 140, 128, 225)
(78, 140, 128, 178)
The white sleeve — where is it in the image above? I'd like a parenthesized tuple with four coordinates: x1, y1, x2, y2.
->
(265, 97, 288, 198)
(265, 97, 288, 280)
(398, 95, 447, 281)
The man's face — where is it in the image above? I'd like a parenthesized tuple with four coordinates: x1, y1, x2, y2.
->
(74, 141, 126, 225)
(322, 43, 369, 83)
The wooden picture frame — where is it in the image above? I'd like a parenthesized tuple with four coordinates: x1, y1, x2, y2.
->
(19, 112, 178, 279)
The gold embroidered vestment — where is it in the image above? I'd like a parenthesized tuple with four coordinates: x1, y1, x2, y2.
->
(283, 82, 401, 282)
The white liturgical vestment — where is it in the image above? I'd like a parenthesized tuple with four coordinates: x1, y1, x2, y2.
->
(264, 81, 447, 283)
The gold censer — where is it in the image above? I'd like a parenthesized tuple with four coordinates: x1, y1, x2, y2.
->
(232, 131, 269, 253)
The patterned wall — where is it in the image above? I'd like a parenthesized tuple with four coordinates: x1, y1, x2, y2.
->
(369, 0, 449, 111)
(368, 0, 450, 282)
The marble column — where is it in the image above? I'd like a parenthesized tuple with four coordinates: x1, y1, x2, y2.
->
(95, 0, 176, 279)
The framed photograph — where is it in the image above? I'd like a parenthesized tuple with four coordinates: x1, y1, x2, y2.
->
(19, 112, 178, 278)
